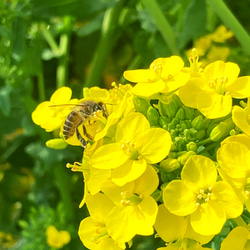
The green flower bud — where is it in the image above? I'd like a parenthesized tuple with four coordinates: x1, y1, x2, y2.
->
(172, 94, 183, 108)
(196, 130, 205, 140)
(147, 106, 160, 126)
(182, 106, 195, 120)
(133, 96, 150, 116)
(175, 107, 185, 120)
(186, 142, 197, 152)
(191, 115, 204, 130)
(178, 151, 196, 165)
(158, 99, 178, 118)
(210, 117, 235, 141)
(46, 138, 68, 150)
(160, 158, 181, 172)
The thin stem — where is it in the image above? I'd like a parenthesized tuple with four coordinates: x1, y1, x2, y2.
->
(140, 0, 178, 55)
(208, 0, 250, 55)
(38, 63, 45, 101)
(41, 23, 60, 56)
(85, 0, 125, 87)
(56, 16, 72, 88)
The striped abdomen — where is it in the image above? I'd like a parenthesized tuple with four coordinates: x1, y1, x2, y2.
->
(63, 111, 84, 140)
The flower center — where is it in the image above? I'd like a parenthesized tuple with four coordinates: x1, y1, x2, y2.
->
(209, 76, 228, 95)
(121, 141, 139, 160)
(90, 223, 109, 244)
(121, 191, 143, 206)
(196, 186, 213, 206)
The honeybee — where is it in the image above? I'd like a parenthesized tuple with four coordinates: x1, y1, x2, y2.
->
(52, 100, 108, 147)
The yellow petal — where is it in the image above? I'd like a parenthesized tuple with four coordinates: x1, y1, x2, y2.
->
(232, 105, 250, 136)
(197, 91, 232, 118)
(212, 181, 243, 218)
(111, 158, 147, 186)
(50, 86, 72, 104)
(154, 204, 187, 242)
(131, 80, 167, 97)
(182, 155, 217, 193)
(123, 69, 157, 83)
(217, 141, 250, 179)
(163, 180, 197, 216)
(135, 127, 172, 164)
(115, 112, 150, 142)
(220, 226, 249, 250)
(227, 76, 250, 98)
(191, 202, 226, 235)
(91, 143, 128, 169)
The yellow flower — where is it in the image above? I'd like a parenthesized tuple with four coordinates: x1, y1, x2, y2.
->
(155, 205, 214, 250)
(209, 25, 233, 43)
(90, 112, 172, 186)
(78, 193, 125, 250)
(179, 60, 250, 118)
(46, 225, 71, 249)
(32, 87, 76, 132)
(163, 155, 243, 235)
(124, 56, 190, 97)
(220, 226, 250, 250)
(217, 134, 250, 211)
(232, 98, 250, 136)
(102, 166, 159, 243)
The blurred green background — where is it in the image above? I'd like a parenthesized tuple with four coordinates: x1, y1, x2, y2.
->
(0, 0, 250, 249)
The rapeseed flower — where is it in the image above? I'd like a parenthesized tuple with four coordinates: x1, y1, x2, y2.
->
(163, 155, 243, 235)
(232, 98, 250, 136)
(32, 87, 76, 132)
(220, 226, 250, 250)
(90, 112, 172, 186)
(78, 193, 125, 250)
(155, 205, 214, 250)
(102, 166, 159, 243)
(179, 60, 250, 118)
(217, 134, 250, 211)
(123, 56, 190, 97)
(46, 225, 71, 249)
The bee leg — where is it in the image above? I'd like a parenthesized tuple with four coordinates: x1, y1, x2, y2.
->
(76, 126, 86, 148)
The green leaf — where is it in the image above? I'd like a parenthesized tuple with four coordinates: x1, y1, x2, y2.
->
(178, 0, 207, 48)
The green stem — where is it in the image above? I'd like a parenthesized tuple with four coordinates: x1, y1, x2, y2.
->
(85, 0, 125, 87)
(54, 163, 74, 221)
(208, 0, 250, 55)
(196, 138, 212, 147)
(41, 23, 60, 56)
(56, 16, 72, 88)
(38, 63, 45, 101)
(140, 0, 178, 55)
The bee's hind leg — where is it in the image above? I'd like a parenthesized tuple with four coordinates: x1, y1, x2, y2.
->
(76, 126, 87, 148)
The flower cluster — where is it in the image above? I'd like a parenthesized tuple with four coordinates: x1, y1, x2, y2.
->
(32, 51, 250, 249)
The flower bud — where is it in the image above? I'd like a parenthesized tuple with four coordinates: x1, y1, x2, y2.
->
(147, 106, 160, 126)
(186, 142, 197, 152)
(133, 96, 150, 116)
(160, 158, 181, 172)
(46, 138, 68, 150)
(172, 94, 183, 108)
(175, 107, 185, 120)
(183, 106, 195, 120)
(158, 99, 178, 118)
(191, 115, 204, 130)
(210, 117, 234, 141)
(178, 151, 196, 165)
